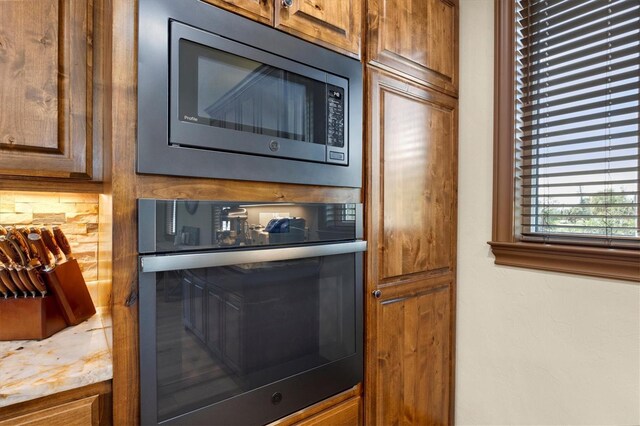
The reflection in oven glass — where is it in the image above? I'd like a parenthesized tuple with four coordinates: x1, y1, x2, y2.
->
(154, 254, 355, 422)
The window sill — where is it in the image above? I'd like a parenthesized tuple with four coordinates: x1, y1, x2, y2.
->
(488, 241, 640, 282)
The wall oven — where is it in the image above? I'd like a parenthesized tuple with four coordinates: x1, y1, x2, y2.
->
(138, 0, 363, 187)
(138, 200, 365, 425)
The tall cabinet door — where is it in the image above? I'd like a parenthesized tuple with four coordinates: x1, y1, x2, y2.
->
(201, 0, 273, 25)
(0, 0, 94, 179)
(365, 69, 457, 425)
(366, 0, 458, 95)
(275, 0, 361, 58)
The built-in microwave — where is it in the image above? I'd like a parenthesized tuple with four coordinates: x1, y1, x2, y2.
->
(138, 0, 363, 187)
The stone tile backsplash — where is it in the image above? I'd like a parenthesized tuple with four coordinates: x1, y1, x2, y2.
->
(0, 191, 107, 307)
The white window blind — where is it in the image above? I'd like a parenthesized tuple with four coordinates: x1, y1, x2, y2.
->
(516, 0, 640, 249)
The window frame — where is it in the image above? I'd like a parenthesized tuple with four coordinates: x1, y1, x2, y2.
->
(489, 0, 640, 282)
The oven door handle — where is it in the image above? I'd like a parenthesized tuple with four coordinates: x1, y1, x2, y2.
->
(139, 241, 367, 273)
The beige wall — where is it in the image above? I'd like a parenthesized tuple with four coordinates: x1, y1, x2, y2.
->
(456, 1, 640, 424)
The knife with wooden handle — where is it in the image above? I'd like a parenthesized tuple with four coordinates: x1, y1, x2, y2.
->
(18, 227, 31, 242)
(0, 271, 9, 298)
(41, 227, 64, 264)
(7, 231, 48, 296)
(0, 267, 19, 298)
(0, 236, 35, 297)
(26, 267, 47, 296)
(9, 269, 28, 297)
(0, 225, 7, 236)
(28, 233, 55, 272)
(10, 228, 36, 262)
(0, 236, 22, 266)
(53, 226, 74, 260)
(0, 245, 12, 268)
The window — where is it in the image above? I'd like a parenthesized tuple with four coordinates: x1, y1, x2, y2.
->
(490, 0, 640, 281)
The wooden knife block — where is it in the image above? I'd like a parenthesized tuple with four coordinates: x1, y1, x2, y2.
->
(0, 296, 67, 341)
(42, 259, 96, 326)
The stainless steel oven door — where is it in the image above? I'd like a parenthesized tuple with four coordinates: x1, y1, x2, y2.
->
(139, 241, 365, 425)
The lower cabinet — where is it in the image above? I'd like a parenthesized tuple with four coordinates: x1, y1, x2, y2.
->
(0, 382, 112, 426)
(366, 279, 455, 425)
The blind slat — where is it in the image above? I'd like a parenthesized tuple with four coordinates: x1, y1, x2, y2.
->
(522, 20, 640, 66)
(520, 57, 640, 94)
(522, 94, 639, 122)
(521, 118, 639, 141)
(521, 130, 638, 151)
(521, 154, 640, 170)
(519, 0, 598, 26)
(519, 10, 637, 56)
(521, 2, 638, 48)
(522, 143, 638, 160)
(524, 166, 638, 179)
(521, 105, 639, 133)
(519, 69, 639, 104)
(523, 0, 630, 41)
(522, 179, 639, 189)
(522, 40, 640, 78)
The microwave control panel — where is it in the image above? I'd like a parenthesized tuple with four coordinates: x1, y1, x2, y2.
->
(327, 85, 347, 165)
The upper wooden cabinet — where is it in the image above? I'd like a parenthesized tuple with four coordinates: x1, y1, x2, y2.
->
(201, 0, 273, 25)
(366, 0, 458, 95)
(202, 0, 361, 58)
(0, 0, 98, 180)
(275, 0, 361, 59)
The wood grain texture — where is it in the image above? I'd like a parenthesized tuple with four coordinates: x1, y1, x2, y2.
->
(0, 177, 103, 193)
(268, 385, 361, 426)
(0, 0, 95, 179)
(369, 70, 457, 281)
(366, 0, 458, 96)
(0, 396, 98, 426)
(109, 0, 138, 423)
(137, 175, 361, 203)
(374, 283, 452, 426)
(364, 66, 458, 425)
(200, 0, 273, 25)
(275, 0, 361, 59)
(0, 381, 112, 426)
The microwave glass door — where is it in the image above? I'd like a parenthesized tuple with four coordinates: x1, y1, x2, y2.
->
(180, 40, 327, 144)
(150, 253, 357, 423)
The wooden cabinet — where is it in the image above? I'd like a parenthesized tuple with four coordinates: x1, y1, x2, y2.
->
(201, 0, 273, 25)
(366, 0, 458, 95)
(367, 70, 457, 281)
(364, 69, 457, 424)
(201, 0, 361, 58)
(275, 0, 361, 58)
(369, 279, 454, 425)
(269, 385, 361, 426)
(0, 382, 112, 426)
(0, 0, 101, 180)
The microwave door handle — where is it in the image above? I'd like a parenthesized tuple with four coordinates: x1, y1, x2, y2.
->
(139, 241, 367, 273)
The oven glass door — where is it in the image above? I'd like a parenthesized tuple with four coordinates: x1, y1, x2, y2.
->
(140, 246, 361, 424)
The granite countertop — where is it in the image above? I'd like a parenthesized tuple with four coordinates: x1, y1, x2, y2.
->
(0, 308, 113, 408)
